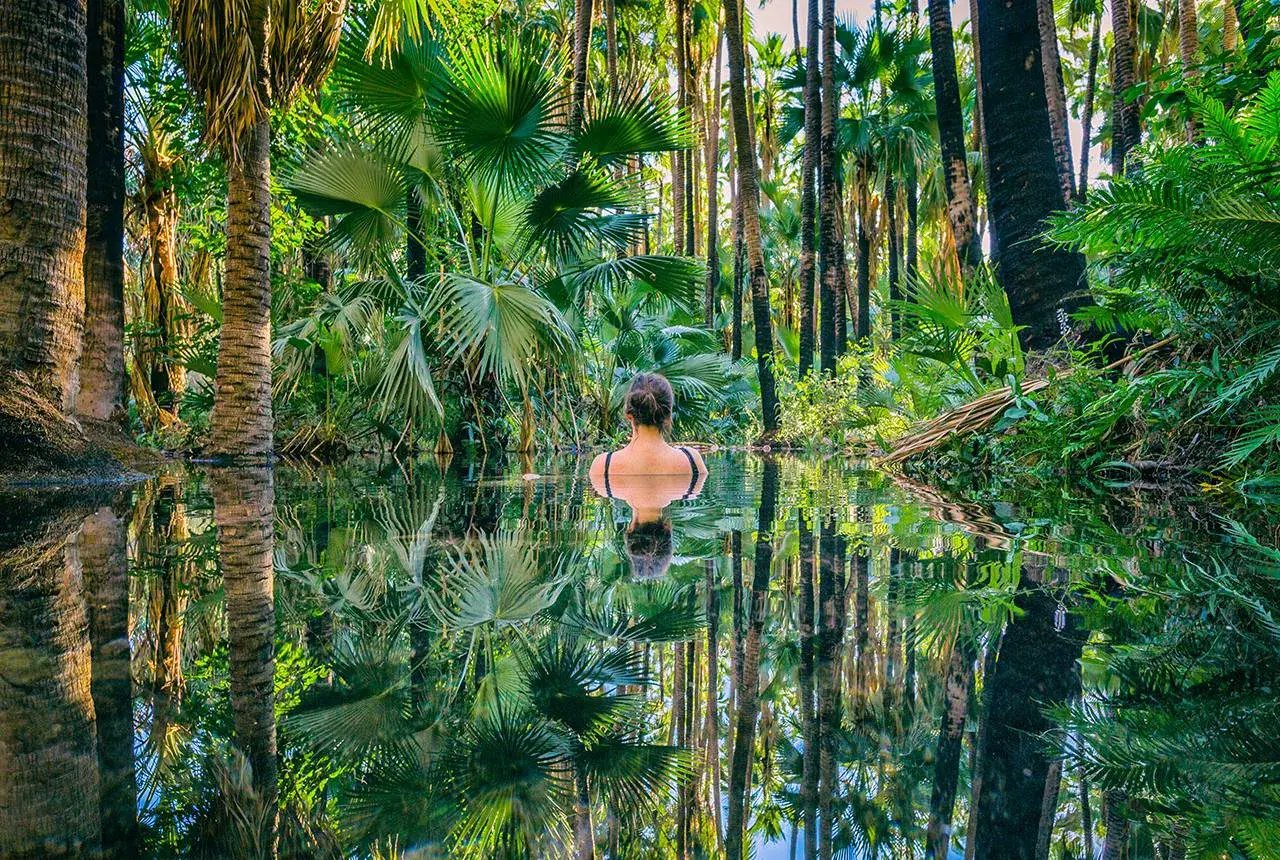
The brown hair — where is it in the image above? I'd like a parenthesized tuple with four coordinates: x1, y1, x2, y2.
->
(626, 518, 674, 579)
(624, 373, 674, 431)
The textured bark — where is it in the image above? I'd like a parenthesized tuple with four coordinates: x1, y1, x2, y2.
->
(1035, 758, 1063, 859)
(574, 759, 595, 859)
(1079, 761, 1095, 858)
(725, 460, 778, 860)
(976, 0, 1087, 348)
(0, 0, 88, 410)
(1179, 0, 1198, 141)
(815, 515, 845, 859)
(210, 120, 275, 459)
(927, 0, 982, 271)
(925, 634, 975, 858)
(971, 579, 1086, 860)
(406, 191, 427, 281)
(1111, 0, 1140, 174)
(798, 0, 820, 376)
(1077, 12, 1101, 201)
(723, 0, 779, 433)
(1037, 0, 1076, 202)
(0, 499, 101, 855)
(212, 468, 278, 818)
(855, 204, 871, 341)
(797, 513, 817, 860)
(83, 505, 138, 854)
(79, 0, 127, 423)
(817, 0, 841, 371)
(138, 147, 189, 428)
(886, 175, 901, 338)
(905, 157, 919, 284)
(1223, 0, 1237, 50)
(571, 0, 596, 133)
(605, 0, 618, 93)
(705, 23, 724, 326)
(1101, 789, 1130, 860)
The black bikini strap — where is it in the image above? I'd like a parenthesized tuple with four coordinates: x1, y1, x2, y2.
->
(678, 446, 698, 499)
(603, 451, 614, 499)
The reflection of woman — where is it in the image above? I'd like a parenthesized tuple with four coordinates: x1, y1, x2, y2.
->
(590, 373, 708, 578)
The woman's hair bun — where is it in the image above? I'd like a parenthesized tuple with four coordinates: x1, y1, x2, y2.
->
(624, 373, 675, 430)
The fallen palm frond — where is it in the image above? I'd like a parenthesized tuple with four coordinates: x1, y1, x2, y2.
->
(881, 336, 1175, 465)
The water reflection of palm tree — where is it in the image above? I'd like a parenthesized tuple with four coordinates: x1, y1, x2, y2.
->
(211, 467, 279, 844)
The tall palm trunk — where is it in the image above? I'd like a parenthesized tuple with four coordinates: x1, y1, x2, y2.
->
(1037, 0, 1076, 202)
(0, 499, 101, 855)
(706, 24, 724, 326)
(925, 632, 975, 858)
(818, 0, 842, 371)
(976, 0, 1087, 348)
(905, 157, 919, 283)
(1179, 0, 1198, 141)
(725, 459, 778, 860)
(815, 515, 845, 859)
(0, 0, 87, 411)
(605, 0, 618, 95)
(927, 0, 982, 270)
(797, 513, 818, 860)
(80, 0, 127, 423)
(1223, 0, 1237, 50)
(571, 0, 596, 132)
(84, 504, 139, 852)
(212, 468, 278, 824)
(799, 0, 821, 375)
(1077, 11, 1101, 201)
(730, 141, 745, 360)
(886, 175, 901, 338)
(1111, 0, 1140, 174)
(211, 120, 275, 458)
(855, 199, 872, 341)
(724, 0, 780, 433)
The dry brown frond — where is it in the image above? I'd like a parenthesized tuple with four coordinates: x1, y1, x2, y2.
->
(171, 0, 266, 156)
(269, 0, 347, 105)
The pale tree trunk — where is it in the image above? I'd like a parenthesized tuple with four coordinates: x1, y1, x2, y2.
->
(1037, 0, 1076, 202)
(724, 0, 780, 434)
(0, 498, 102, 855)
(605, 0, 618, 92)
(212, 468, 278, 832)
(139, 149, 190, 429)
(79, 0, 127, 424)
(1111, 0, 1141, 174)
(1077, 11, 1101, 201)
(798, 0, 820, 375)
(818, 0, 842, 372)
(83, 503, 138, 852)
(1179, 0, 1198, 140)
(210, 120, 275, 459)
(1223, 0, 1237, 50)
(0, 0, 88, 411)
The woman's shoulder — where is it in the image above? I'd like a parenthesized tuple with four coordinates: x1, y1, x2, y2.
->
(673, 443, 709, 472)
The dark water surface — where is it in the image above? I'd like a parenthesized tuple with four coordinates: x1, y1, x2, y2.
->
(2, 454, 1277, 858)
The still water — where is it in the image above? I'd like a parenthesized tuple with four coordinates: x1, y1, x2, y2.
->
(1, 454, 1276, 858)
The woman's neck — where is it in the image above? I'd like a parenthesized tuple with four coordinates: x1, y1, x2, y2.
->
(628, 425, 667, 447)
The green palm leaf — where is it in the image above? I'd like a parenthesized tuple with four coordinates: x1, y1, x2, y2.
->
(288, 146, 408, 256)
(572, 84, 691, 167)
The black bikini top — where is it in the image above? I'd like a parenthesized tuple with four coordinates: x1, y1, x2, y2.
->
(603, 446, 701, 500)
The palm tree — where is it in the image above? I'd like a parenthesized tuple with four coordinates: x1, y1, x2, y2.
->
(1179, 0, 1198, 140)
(798, 0, 821, 375)
(723, 0, 781, 433)
(923, 0, 981, 272)
(572, 0, 596, 132)
(1038, 0, 1076, 202)
(0, 0, 88, 413)
(975, 0, 1087, 348)
(706, 21, 724, 327)
(172, 0, 346, 460)
(1111, 0, 1140, 173)
(1076, 3, 1102, 201)
(817, 0, 841, 371)
(80, 0, 127, 424)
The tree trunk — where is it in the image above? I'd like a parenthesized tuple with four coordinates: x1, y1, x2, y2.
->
(969, 0, 996, 260)
(1223, 0, 1237, 50)
(79, 0, 127, 424)
(605, 0, 618, 96)
(1037, 0, 1076, 202)
(0, 0, 88, 411)
(1179, 0, 1198, 141)
(0, 498, 102, 855)
(1111, 0, 1140, 174)
(574, 757, 596, 859)
(815, 515, 845, 860)
(798, 0, 820, 376)
(886, 175, 901, 339)
(927, 0, 982, 271)
(83, 504, 138, 853)
(1101, 789, 1130, 860)
(798, 513, 818, 860)
(925, 634, 975, 858)
(212, 468, 278, 825)
(1035, 758, 1063, 859)
(905, 156, 919, 284)
(976, 0, 1087, 349)
(210, 120, 275, 459)
(818, 0, 841, 372)
(406, 190, 427, 280)
(1079, 759, 1095, 859)
(140, 153, 188, 428)
(1077, 11, 1101, 201)
(571, 0, 596, 132)
(855, 201, 871, 341)
(724, 0, 780, 434)
(705, 21, 724, 326)
(725, 459, 777, 860)
(731, 159, 745, 361)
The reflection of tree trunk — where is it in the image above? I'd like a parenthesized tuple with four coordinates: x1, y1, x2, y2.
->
(212, 468, 278, 824)
(704, 559, 724, 851)
(1079, 756, 1095, 859)
(0, 495, 101, 855)
(705, 24, 724, 327)
(798, 513, 817, 860)
(1035, 758, 1062, 859)
(925, 630, 975, 858)
(726, 460, 778, 860)
(816, 515, 845, 860)
(971, 570, 1086, 860)
(1101, 788, 1129, 859)
(574, 756, 595, 860)
(83, 504, 138, 855)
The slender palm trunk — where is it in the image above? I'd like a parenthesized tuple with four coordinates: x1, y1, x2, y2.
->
(571, 0, 596, 132)
(815, 516, 844, 858)
(705, 24, 724, 326)
(1035, 758, 1063, 859)
(976, 0, 1087, 348)
(212, 468, 278, 829)
(80, 0, 126, 423)
(724, 0, 780, 433)
(855, 198, 871, 340)
(1077, 11, 1101, 201)
(1101, 789, 1130, 859)
(605, 0, 618, 92)
(905, 156, 919, 284)
(0, 0, 88, 411)
(886, 175, 901, 338)
(797, 513, 818, 860)
(731, 153, 745, 360)
(818, 0, 842, 371)
(927, 0, 981, 270)
(1037, 0, 1076, 202)
(725, 460, 778, 860)
(406, 191, 427, 280)
(1179, 0, 1198, 141)
(1079, 761, 1095, 858)
(210, 121, 274, 458)
(799, 0, 821, 376)
(1223, 0, 1237, 50)
(925, 633, 975, 858)
(1111, 0, 1140, 174)
(574, 757, 596, 859)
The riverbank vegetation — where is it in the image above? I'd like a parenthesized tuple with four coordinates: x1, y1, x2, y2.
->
(2, 0, 1279, 478)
